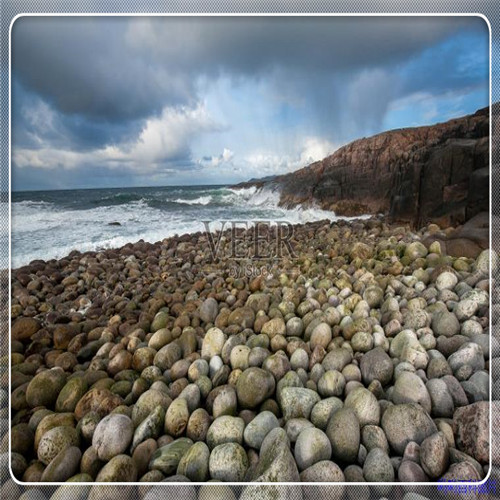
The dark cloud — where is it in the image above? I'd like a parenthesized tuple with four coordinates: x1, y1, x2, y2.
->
(11, 16, 489, 190)
(13, 16, 487, 123)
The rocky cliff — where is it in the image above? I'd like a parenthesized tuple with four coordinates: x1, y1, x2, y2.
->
(236, 106, 490, 228)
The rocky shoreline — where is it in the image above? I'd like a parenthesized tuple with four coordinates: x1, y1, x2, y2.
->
(233, 106, 491, 229)
(6, 216, 492, 483)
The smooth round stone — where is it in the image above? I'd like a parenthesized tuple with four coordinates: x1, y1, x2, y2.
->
(236, 368, 275, 409)
(342, 364, 362, 383)
(426, 378, 455, 418)
(209, 356, 224, 377)
(188, 359, 209, 382)
(178, 384, 201, 413)
(249, 427, 300, 482)
(360, 347, 393, 386)
(432, 311, 460, 337)
(212, 386, 237, 418)
(310, 397, 343, 430)
(440, 461, 482, 482)
(381, 403, 437, 455)
(131, 406, 165, 453)
(448, 343, 485, 373)
(363, 448, 395, 482)
(405, 242, 428, 260)
(243, 411, 280, 449)
(280, 387, 321, 421)
(55, 377, 88, 413)
(209, 443, 248, 481)
(310, 323, 332, 350)
(176, 441, 210, 481)
(230, 345, 251, 371)
(37, 426, 80, 465)
(290, 348, 309, 371)
(317, 370, 345, 397)
(351, 332, 374, 353)
(92, 414, 134, 461)
(322, 348, 352, 372)
(11, 423, 34, 456)
(26, 370, 67, 408)
(294, 427, 332, 471)
(40, 446, 82, 482)
(284, 418, 315, 444)
(286, 317, 304, 337)
(420, 432, 449, 478)
(361, 425, 389, 454)
(199, 298, 219, 324)
(392, 371, 432, 414)
(186, 408, 211, 442)
(201, 328, 226, 358)
(465, 370, 489, 402)
(206, 416, 245, 449)
(299, 460, 345, 482)
(455, 299, 479, 321)
(344, 387, 380, 427)
(165, 398, 190, 437)
(149, 438, 194, 475)
(261, 317, 286, 338)
(326, 407, 360, 463)
(398, 460, 429, 482)
(95, 454, 138, 482)
(131, 389, 172, 426)
(363, 286, 384, 308)
(435, 271, 458, 291)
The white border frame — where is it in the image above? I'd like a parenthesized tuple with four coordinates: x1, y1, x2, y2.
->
(7, 12, 494, 487)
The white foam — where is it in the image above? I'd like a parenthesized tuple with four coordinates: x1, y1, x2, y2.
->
(11, 186, 373, 268)
(173, 195, 212, 206)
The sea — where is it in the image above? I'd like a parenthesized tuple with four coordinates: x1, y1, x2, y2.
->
(10, 185, 354, 269)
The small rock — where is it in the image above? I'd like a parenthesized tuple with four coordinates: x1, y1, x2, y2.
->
(243, 411, 280, 450)
(420, 432, 449, 478)
(326, 407, 360, 463)
(363, 448, 395, 482)
(92, 414, 134, 461)
(381, 403, 437, 455)
(294, 427, 332, 471)
(209, 443, 248, 482)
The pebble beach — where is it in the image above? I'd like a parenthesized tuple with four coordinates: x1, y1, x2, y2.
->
(6, 216, 493, 484)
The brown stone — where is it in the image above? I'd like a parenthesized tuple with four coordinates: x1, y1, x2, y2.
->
(453, 401, 489, 464)
(74, 388, 124, 420)
(12, 317, 41, 342)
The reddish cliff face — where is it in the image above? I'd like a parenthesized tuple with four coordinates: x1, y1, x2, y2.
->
(237, 107, 490, 228)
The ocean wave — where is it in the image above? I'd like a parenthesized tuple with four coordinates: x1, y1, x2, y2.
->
(13, 199, 54, 209)
(172, 195, 213, 206)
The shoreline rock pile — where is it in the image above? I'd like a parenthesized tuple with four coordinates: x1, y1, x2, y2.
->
(6, 217, 492, 483)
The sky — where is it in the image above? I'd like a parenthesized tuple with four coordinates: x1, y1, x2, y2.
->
(11, 15, 489, 191)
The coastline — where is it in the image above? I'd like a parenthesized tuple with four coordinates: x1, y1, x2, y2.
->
(8, 214, 492, 483)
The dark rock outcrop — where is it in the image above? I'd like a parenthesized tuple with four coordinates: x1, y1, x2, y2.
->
(235, 106, 491, 228)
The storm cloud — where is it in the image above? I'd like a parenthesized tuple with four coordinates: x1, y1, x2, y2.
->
(12, 15, 489, 189)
